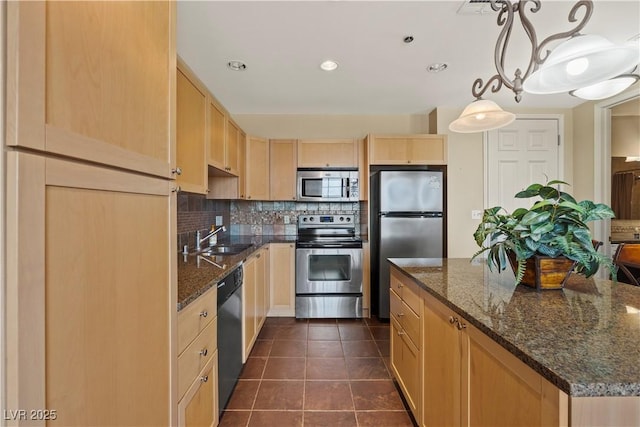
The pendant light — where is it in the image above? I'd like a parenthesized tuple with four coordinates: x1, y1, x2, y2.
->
(448, 99, 516, 133)
(523, 34, 639, 94)
(570, 73, 639, 100)
(449, 0, 640, 134)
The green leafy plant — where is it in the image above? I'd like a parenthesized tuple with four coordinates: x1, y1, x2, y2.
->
(471, 180, 615, 284)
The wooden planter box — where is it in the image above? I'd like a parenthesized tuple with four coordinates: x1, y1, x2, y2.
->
(507, 253, 576, 290)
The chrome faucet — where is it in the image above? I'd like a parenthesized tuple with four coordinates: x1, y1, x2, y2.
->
(196, 225, 226, 251)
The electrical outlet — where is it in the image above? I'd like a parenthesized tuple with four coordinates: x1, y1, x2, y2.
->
(215, 215, 223, 226)
(283, 215, 290, 224)
(471, 210, 483, 220)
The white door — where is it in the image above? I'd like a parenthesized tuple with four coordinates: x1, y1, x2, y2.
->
(486, 118, 561, 214)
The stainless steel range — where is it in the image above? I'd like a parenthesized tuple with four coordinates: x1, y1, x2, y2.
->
(295, 214, 363, 318)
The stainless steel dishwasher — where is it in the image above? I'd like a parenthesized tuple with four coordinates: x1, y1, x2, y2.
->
(217, 266, 243, 417)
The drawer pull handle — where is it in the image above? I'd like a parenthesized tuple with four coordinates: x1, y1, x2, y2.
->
(200, 310, 208, 318)
(457, 322, 467, 331)
(200, 348, 208, 357)
(398, 312, 405, 317)
(200, 375, 209, 383)
(448, 316, 457, 324)
(397, 330, 405, 336)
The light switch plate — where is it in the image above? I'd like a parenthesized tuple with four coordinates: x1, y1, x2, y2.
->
(471, 210, 483, 220)
(215, 215, 223, 226)
(284, 215, 290, 224)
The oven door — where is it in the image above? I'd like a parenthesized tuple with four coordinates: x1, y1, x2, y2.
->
(295, 247, 363, 294)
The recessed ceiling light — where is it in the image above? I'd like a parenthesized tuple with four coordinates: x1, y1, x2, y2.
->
(320, 60, 339, 71)
(427, 63, 448, 73)
(227, 60, 247, 71)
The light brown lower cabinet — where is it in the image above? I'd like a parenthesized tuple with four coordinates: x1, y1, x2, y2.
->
(268, 243, 296, 316)
(243, 247, 270, 361)
(178, 353, 218, 427)
(422, 290, 566, 427)
(177, 286, 219, 427)
(389, 266, 568, 427)
(389, 268, 423, 421)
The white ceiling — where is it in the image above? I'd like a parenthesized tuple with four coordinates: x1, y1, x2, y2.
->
(177, 0, 640, 115)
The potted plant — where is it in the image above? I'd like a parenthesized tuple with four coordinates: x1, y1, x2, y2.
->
(472, 180, 615, 289)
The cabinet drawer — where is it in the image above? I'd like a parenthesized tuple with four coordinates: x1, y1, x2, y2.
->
(178, 352, 218, 427)
(390, 268, 421, 316)
(178, 317, 217, 400)
(178, 286, 217, 355)
(390, 290, 420, 349)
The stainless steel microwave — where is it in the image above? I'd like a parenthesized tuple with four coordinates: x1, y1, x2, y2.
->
(296, 169, 359, 202)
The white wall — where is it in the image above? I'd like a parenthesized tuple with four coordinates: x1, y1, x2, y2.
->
(233, 114, 430, 138)
(435, 107, 575, 258)
(434, 108, 485, 258)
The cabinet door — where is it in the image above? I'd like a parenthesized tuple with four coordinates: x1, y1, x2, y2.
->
(390, 317, 421, 419)
(6, 152, 176, 426)
(246, 136, 270, 200)
(362, 242, 371, 318)
(422, 293, 462, 427)
(464, 322, 564, 427)
(243, 256, 258, 362)
(238, 129, 247, 198)
(359, 137, 369, 201)
(178, 353, 218, 427)
(297, 139, 358, 168)
(255, 248, 269, 330)
(225, 120, 241, 176)
(208, 99, 227, 171)
(177, 64, 208, 194)
(369, 135, 447, 165)
(268, 243, 296, 316)
(7, 1, 176, 178)
(270, 139, 297, 201)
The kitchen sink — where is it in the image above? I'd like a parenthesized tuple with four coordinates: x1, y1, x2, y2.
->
(196, 243, 254, 256)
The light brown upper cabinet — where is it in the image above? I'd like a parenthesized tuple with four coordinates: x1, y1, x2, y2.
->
(359, 137, 369, 201)
(369, 134, 447, 165)
(208, 99, 226, 171)
(176, 60, 208, 194)
(6, 1, 176, 179)
(270, 139, 298, 201)
(297, 139, 358, 168)
(224, 120, 242, 176)
(245, 136, 270, 200)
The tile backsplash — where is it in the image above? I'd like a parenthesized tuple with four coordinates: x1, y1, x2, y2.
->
(230, 200, 366, 236)
(177, 193, 231, 251)
(177, 193, 367, 251)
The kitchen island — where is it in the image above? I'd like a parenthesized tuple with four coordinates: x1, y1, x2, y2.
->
(388, 258, 640, 427)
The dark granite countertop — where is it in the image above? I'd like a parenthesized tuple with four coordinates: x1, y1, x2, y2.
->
(388, 258, 640, 398)
(177, 235, 296, 311)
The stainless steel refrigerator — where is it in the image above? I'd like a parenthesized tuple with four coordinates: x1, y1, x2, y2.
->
(371, 169, 445, 319)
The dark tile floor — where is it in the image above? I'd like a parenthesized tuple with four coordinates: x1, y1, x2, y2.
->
(219, 317, 417, 427)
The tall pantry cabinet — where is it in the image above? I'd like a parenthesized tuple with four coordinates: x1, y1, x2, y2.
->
(5, 2, 178, 426)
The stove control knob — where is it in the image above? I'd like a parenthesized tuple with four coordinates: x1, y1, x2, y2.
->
(339, 216, 344, 222)
(309, 217, 314, 222)
(303, 217, 308, 222)
(346, 217, 352, 222)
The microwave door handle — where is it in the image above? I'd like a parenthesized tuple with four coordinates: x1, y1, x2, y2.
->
(343, 179, 349, 198)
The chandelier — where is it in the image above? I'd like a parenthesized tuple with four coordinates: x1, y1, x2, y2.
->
(449, 0, 639, 133)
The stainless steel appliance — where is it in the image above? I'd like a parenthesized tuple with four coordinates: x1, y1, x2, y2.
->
(296, 214, 363, 318)
(371, 169, 446, 319)
(217, 266, 243, 416)
(296, 169, 359, 202)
